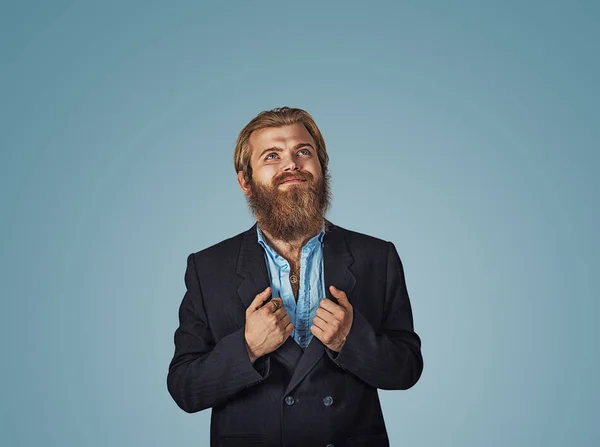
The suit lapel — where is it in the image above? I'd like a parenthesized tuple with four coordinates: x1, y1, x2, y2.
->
(236, 222, 304, 368)
(235, 220, 357, 391)
(284, 220, 356, 395)
(236, 222, 270, 310)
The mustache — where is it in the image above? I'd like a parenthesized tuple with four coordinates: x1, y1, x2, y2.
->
(276, 171, 313, 185)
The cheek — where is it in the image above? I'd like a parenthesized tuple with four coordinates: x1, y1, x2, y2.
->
(306, 158, 322, 173)
(306, 162, 322, 180)
(253, 165, 278, 183)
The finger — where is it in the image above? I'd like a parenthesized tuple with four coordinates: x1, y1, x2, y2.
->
(311, 323, 325, 335)
(319, 298, 340, 313)
(250, 286, 271, 311)
(273, 306, 288, 322)
(315, 307, 332, 323)
(260, 297, 283, 315)
(284, 322, 294, 335)
(264, 297, 284, 314)
(278, 314, 291, 327)
(313, 314, 328, 327)
(270, 300, 278, 313)
(275, 306, 290, 321)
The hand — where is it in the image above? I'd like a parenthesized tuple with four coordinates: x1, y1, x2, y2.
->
(244, 286, 294, 363)
(310, 285, 353, 352)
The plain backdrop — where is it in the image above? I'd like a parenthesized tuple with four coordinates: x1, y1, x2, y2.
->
(1, 1, 598, 446)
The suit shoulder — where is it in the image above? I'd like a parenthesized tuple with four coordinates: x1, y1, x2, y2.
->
(331, 223, 391, 251)
(189, 228, 247, 264)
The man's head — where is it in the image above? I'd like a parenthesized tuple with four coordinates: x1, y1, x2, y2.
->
(234, 107, 332, 241)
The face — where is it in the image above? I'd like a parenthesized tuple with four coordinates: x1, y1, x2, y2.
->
(240, 123, 323, 190)
(237, 123, 331, 241)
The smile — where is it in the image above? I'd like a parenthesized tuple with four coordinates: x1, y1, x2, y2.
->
(280, 179, 305, 184)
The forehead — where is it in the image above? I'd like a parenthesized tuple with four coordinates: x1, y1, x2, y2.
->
(248, 123, 315, 158)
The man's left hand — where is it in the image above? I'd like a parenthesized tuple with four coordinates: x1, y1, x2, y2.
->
(310, 285, 353, 352)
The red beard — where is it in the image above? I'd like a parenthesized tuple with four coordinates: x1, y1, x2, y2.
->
(245, 170, 332, 241)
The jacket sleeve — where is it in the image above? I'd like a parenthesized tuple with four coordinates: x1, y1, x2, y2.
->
(167, 253, 271, 413)
(325, 241, 423, 390)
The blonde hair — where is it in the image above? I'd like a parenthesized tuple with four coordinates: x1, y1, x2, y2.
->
(233, 107, 329, 182)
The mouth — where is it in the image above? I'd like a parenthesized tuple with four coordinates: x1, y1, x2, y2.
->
(280, 178, 306, 185)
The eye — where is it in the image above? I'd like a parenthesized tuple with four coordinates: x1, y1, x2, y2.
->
(298, 149, 311, 156)
(265, 153, 278, 160)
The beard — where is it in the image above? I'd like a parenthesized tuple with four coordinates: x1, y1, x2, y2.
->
(245, 169, 332, 242)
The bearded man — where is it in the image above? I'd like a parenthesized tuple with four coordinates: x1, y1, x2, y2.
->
(167, 107, 423, 447)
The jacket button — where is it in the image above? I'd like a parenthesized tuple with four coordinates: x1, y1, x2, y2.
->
(326, 444, 335, 447)
(285, 396, 295, 405)
(323, 396, 334, 406)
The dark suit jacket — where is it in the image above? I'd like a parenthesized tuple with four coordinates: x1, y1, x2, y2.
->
(167, 220, 423, 447)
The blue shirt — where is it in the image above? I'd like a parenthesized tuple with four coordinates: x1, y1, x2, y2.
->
(256, 222, 326, 349)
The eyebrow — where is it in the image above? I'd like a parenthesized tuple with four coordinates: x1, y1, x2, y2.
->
(257, 142, 315, 160)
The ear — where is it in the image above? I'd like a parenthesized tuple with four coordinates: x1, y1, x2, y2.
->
(237, 171, 250, 194)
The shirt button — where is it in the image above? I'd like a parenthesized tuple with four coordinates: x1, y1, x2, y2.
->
(323, 396, 334, 406)
(285, 396, 295, 406)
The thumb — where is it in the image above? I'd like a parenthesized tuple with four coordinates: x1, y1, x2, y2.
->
(250, 286, 271, 310)
(329, 285, 348, 304)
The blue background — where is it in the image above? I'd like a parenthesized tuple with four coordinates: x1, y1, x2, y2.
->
(1, 1, 598, 446)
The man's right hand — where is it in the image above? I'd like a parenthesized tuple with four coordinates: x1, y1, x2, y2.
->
(244, 286, 293, 364)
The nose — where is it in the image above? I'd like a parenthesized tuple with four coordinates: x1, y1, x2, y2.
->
(282, 154, 299, 172)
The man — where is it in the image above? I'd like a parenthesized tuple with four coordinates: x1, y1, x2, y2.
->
(167, 107, 423, 447)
